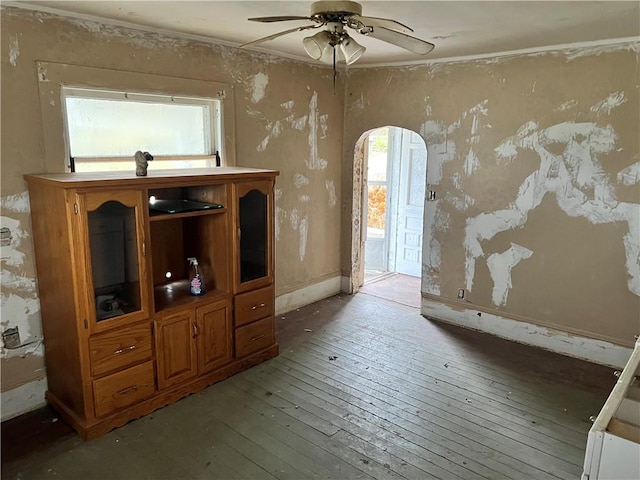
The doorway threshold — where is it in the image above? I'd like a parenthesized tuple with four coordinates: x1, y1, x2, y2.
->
(364, 270, 395, 285)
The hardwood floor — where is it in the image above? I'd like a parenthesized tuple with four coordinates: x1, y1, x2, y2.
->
(2, 291, 615, 479)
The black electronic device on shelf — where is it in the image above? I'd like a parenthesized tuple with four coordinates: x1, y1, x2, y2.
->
(149, 198, 223, 214)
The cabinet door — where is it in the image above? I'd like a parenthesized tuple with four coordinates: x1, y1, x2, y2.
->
(196, 300, 233, 374)
(76, 190, 150, 332)
(234, 181, 274, 293)
(154, 310, 198, 390)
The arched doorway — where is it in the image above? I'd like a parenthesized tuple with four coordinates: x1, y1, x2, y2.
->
(351, 126, 428, 296)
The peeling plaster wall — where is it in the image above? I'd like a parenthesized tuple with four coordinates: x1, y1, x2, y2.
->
(343, 43, 640, 347)
(0, 7, 342, 419)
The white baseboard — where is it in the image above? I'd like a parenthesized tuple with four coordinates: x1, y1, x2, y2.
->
(275, 275, 343, 315)
(1, 377, 48, 421)
(341, 275, 353, 295)
(421, 297, 633, 369)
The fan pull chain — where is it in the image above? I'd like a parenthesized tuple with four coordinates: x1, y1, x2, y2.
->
(333, 46, 337, 92)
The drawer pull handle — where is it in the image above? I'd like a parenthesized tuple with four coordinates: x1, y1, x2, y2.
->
(251, 334, 266, 342)
(192, 322, 199, 338)
(114, 345, 136, 355)
(117, 385, 138, 395)
(251, 303, 266, 310)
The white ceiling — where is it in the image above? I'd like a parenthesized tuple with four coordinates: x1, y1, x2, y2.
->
(8, 1, 640, 65)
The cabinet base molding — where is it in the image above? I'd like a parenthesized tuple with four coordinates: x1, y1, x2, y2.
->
(48, 344, 278, 440)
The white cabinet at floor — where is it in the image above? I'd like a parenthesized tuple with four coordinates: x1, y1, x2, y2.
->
(582, 338, 640, 480)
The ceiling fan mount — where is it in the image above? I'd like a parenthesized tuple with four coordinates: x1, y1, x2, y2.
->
(242, 1, 434, 65)
(310, 1, 361, 17)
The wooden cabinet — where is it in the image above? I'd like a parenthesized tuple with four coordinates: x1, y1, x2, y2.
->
(197, 300, 233, 374)
(25, 168, 279, 439)
(155, 299, 233, 389)
(234, 181, 274, 293)
(154, 309, 198, 390)
(75, 190, 151, 333)
(233, 183, 276, 360)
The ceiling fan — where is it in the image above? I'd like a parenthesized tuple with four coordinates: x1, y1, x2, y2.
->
(242, 1, 435, 65)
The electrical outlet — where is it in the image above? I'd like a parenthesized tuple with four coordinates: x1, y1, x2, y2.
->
(457, 289, 465, 299)
(2, 326, 21, 349)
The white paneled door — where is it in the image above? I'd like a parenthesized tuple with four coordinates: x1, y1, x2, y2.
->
(393, 130, 426, 277)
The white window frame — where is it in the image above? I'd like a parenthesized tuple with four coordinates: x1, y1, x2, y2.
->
(61, 86, 222, 172)
(36, 61, 236, 174)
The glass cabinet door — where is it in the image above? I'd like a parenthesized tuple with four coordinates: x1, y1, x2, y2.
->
(79, 190, 149, 329)
(235, 181, 273, 292)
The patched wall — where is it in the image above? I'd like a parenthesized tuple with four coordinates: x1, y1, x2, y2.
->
(343, 44, 640, 347)
(0, 7, 342, 419)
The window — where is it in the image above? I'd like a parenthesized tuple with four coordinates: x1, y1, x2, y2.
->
(62, 87, 222, 172)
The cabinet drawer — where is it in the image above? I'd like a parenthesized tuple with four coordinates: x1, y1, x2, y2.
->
(93, 361, 155, 418)
(89, 323, 152, 377)
(235, 316, 275, 358)
(234, 285, 274, 327)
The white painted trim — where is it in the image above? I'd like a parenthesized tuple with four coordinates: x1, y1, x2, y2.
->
(276, 275, 343, 315)
(1, 378, 47, 421)
(421, 297, 633, 369)
(340, 275, 353, 295)
(349, 37, 640, 68)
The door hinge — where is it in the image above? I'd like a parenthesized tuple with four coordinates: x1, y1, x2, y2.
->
(73, 203, 79, 214)
(83, 319, 88, 329)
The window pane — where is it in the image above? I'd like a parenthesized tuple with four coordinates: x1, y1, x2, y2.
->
(66, 97, 209, 157)
(367, 128, 388, 182)
(367, 184, 387, 234)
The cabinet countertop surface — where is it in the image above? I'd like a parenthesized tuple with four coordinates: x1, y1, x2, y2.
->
(24, 167, 280, 187)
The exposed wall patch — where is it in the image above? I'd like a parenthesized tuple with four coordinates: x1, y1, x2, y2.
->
(249, 72, 269, 104)
(306, 91, 328, 171)
(445, 193, 476, 212)
(465, 115, 639, 296)
(618, 160, 640, 186)
(274, 188, 283, 241)
(422, 100, 488, 185)
(590, 91, 627, 115)
(422, 201, 441, 295)
(1, 191, 30, 213)
(280, 100, 294, 111)
(325, 180, 337, 207)
(464, 148, 479, 176)
(487, 243, 534, 306)
(298, 216, 308, 261)
(555, 99, 578, 112)
(293, 173, 309, 188)
(8, 35, 20, 67)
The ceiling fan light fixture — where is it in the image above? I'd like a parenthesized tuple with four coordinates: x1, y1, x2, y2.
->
(339, 35, 366, 65)
(318, 44, 337, 64)
(303, 30, 333, 59)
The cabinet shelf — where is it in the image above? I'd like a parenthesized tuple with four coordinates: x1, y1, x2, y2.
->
(154, 279, 228, 313)
(149, 207, 227, 222)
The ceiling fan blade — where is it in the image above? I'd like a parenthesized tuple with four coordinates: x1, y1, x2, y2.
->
(366, 26, 435, 55)
(351, 14, 413, 34)
(248, 16, 313, 23)
(240, 24, 320, 48)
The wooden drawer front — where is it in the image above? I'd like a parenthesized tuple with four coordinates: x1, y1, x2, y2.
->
(93, 361, 155, 418)
(235, 316, 275, 358)
(234, 285, 274, 327)
(89, 323, 152, 377)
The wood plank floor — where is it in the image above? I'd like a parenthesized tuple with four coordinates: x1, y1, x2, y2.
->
(2, 291, 616, 479)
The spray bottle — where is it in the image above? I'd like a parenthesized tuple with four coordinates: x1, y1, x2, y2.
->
(187, 257, 204, 296)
